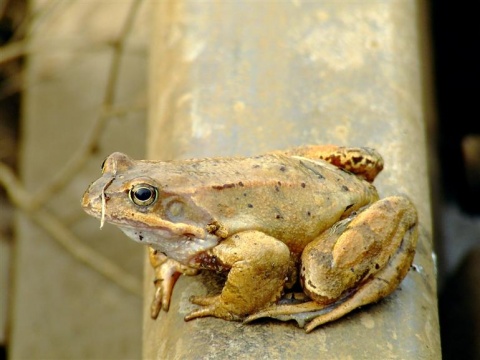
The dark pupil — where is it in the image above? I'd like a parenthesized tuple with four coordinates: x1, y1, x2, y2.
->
(135, 187, 152, 201)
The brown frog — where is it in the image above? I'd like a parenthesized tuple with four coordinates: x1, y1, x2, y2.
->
(81, 145, 418, 332)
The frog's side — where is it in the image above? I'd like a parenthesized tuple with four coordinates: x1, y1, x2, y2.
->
(81, 145, 418, 332)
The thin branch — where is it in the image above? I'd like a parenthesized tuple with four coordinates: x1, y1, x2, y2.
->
(0, 0, 74, 63)
(0, 40, 28, 63)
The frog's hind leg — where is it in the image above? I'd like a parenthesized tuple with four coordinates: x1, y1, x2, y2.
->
(245, 196, 418, 332)
(280, 145, 384, 182)
(302, 195, 418, 332)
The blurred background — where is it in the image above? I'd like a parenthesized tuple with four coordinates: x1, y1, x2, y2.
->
(0, 0, 478, 359)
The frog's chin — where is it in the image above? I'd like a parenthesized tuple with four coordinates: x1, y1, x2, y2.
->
(118, 226, 219, 265)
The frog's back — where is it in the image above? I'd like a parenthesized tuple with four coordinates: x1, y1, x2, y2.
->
(144, 153, 372, 192)
(141, 154, 378, 253)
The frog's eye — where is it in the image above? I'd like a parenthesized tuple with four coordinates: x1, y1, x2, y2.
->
(129, 184, 158, 206)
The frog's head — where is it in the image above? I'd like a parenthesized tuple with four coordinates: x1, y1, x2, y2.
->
(81, 152, 221, 264)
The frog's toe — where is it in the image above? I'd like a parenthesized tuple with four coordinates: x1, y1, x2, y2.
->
(185, 299, 240, 322)
(149, 275, 178, 318)
(189, 294, 220, 306)
(184, 305, 217, 321)
(150, 287, 164, 319)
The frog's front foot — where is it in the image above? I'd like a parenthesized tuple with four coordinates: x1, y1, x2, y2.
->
(148, 248, 198, 318)
(248, 196, 418, 332)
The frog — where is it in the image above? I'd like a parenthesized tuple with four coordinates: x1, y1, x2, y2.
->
(81, 145, 418, 332)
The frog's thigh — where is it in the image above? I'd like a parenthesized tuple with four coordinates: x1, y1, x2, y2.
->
(187, 231, 292, 320)
(302, 196, 418, 331)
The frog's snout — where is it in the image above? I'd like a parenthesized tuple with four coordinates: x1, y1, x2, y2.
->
(81, 180, 104, 216)
(81, 185, 95, 213)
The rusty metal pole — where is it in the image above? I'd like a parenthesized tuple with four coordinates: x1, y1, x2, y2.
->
(145, 1, 441, 358)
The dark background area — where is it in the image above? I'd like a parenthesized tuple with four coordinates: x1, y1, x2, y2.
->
(432, 1, 480, 359)
(0, 1, 479, 358)
(432, 2, 480, 211)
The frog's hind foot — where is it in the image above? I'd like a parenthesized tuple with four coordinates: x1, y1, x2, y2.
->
(244, 301, 332, 329)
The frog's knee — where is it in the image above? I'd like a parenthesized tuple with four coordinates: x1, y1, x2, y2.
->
(381, 195, 418, 228)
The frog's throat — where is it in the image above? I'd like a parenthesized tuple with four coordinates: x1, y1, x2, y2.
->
(118, 225, 219, 264)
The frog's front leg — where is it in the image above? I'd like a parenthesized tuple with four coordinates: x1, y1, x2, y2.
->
(245, 196, 418, 332)
(185, 231, 293, 321)
(149, 247, 199, 318)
